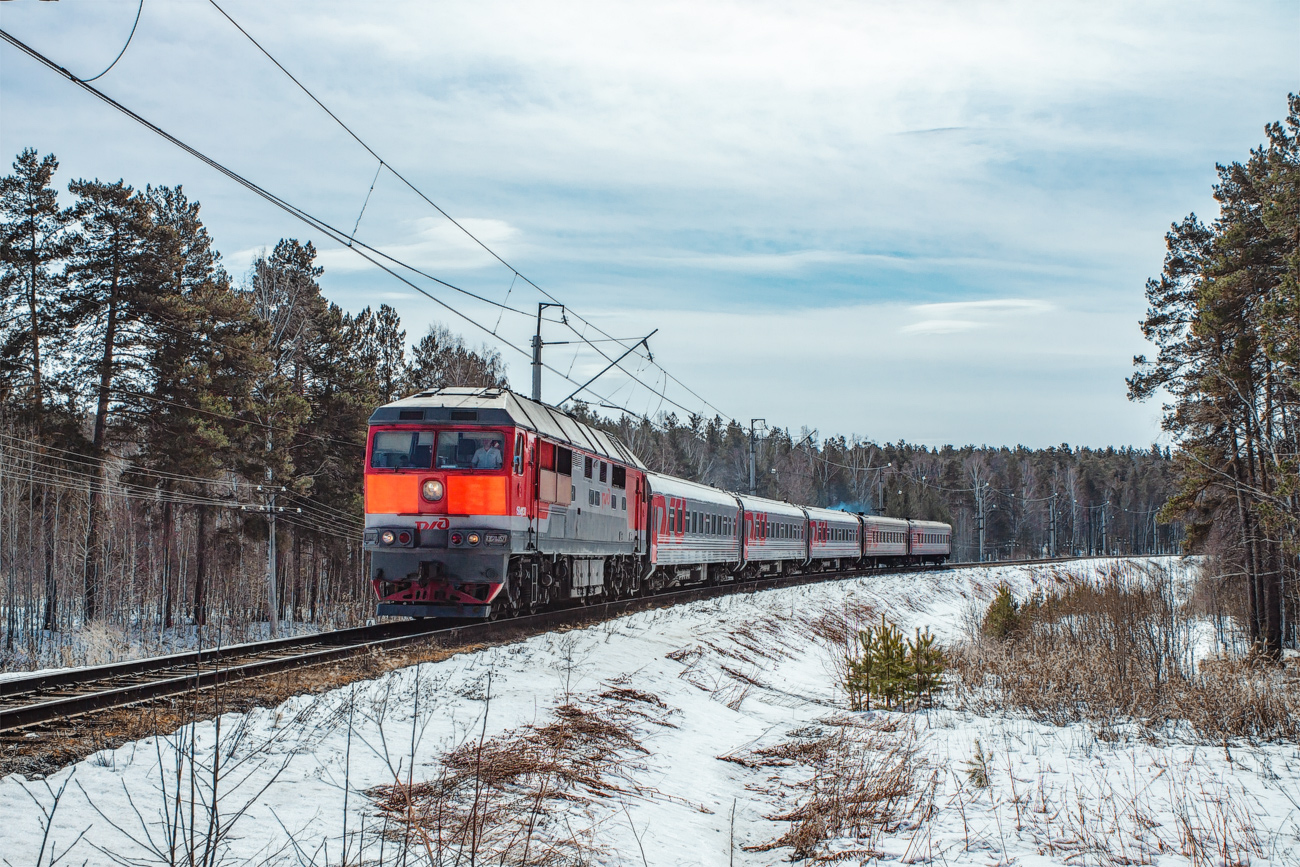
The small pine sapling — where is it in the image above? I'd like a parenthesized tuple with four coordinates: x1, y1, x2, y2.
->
(963, 739, 991, 789)
(907, 626, 946, 708)
(981, 583, 1020, 640)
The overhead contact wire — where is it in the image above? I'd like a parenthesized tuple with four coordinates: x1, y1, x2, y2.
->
(203, 0, 729, 420)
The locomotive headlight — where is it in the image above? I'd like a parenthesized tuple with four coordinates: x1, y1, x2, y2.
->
(421, 479, 445, 501)
(380, 530, 396, 546)
(466, 532, 481, 546)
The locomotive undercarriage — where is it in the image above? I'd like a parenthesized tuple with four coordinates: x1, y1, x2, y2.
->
(490, 553, 645, 618)
(377, 548, 946, 620)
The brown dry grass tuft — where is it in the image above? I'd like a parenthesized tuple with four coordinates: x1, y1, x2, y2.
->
(369, 686, 674, 865)
(728, 715, 936, 862)
(950, 562, 1300, 742)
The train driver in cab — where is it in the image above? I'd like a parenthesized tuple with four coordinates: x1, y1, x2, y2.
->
(472, 438, 504, 469)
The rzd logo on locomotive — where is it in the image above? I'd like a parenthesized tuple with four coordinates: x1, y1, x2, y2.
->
(415, 518, 451, 530)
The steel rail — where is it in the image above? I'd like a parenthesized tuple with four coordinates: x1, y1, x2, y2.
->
(0, 555, 1098, 732)
(0, 617, 444, 700)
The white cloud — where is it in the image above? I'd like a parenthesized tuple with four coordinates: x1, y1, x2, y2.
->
(900, 298, 1052, 336)
(901, 319, 984, 335)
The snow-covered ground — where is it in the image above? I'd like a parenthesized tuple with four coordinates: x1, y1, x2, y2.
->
(3, 557, 1298, 866)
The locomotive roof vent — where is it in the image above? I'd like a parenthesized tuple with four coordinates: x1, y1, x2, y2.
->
(449, 409, 478, 421)
(398, 410, 424, 421)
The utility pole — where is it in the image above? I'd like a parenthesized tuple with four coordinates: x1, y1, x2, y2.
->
(1101, 502, 1109, 555)
(531, 302, 564, 403)
(249, 483, 298, 638)
(267, 485, 278, 637)
(874, 463, 891, 514)
(1049, 493, 1058, 558)
(749, 419, 765, 496)
(975, 482, 988, 563)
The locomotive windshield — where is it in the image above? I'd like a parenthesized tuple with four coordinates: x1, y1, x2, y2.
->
(370, 429, 505, 470)
(437, 431, 504, 469)
(370, 430, 434, 468)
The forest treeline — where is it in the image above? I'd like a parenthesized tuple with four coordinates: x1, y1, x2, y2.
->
(0, 142, 1188, 667)
(1128, 95, 1300, 657)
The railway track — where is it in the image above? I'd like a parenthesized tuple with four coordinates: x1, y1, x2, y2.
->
(0, 555, 1092, 733)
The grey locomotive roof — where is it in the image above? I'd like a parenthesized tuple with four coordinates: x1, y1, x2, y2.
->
(369, 387, 646, 470)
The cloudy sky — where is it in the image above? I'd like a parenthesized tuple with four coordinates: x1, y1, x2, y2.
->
(2, 0, 1295, 447)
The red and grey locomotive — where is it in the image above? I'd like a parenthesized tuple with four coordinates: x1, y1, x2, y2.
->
(364, 387, 951, 618)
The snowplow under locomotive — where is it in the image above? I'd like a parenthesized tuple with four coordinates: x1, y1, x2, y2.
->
(364, 387, 951, 619)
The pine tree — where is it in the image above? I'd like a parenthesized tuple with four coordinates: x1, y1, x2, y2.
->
(0, 149, 72, 417)
(65, 177, 155, 620)
(1130, 95, 1300, 657)
(133, 185, 266, 627)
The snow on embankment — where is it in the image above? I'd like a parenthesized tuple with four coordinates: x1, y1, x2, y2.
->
(2, 557, 1297, 866)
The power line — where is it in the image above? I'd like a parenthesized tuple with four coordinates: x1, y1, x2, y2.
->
(202, 0, 728, 420)
(2, 26, 662, 423)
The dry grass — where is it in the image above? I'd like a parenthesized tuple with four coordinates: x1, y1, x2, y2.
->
(950, 563, 1300, 742)
(368, 686, 674, 865)
(725, 715, 937, 862)
(995, 752, 1271, 866)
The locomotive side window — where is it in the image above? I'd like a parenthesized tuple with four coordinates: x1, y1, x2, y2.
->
(599, 462, 608, 483)
(513, 434, 524, 474)
(584, 456, 594, 478)
(612, 466, 626, 489)
(371, 430, 434, 469)
(434, 432, 504, 470)
(556, 447, 573, 475)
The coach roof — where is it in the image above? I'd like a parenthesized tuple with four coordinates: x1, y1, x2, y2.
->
(369, 387, 646, 470)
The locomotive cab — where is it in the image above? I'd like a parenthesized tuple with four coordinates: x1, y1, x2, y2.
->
(365, 423, 525, 618)
(364, 387, 647, 619)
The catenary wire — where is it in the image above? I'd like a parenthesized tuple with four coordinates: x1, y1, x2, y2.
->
(78, 0, 144, 83)
(0, 27, 670, 423)
(202, 0, 728, 420)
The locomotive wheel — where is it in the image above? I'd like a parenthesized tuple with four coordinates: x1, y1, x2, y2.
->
(493, 564, 525, 620)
